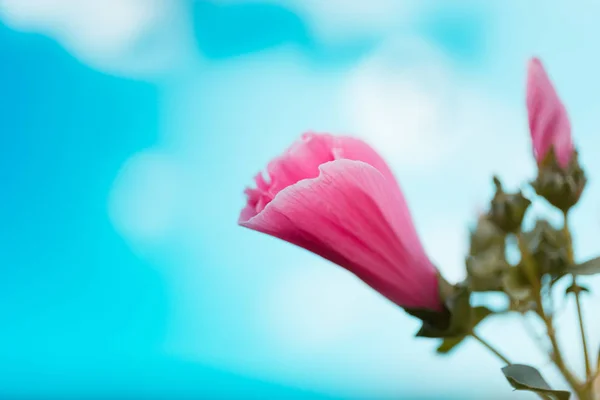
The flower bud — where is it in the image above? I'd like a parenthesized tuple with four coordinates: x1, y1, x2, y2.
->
(527, 57, 574, 169)
(469, 215, 505, 256)
(488, 176, 531, 233)
(466, 215, 509, 292)
(240, 132, 444, 313)
(522, 219, 569, 277)
(503, 266, 536, 313)
(466, 251, 510, 292)
(531, 150, 586, 213)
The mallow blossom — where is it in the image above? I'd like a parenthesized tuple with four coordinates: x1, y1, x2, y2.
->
(526, 57, 574, 168)
(238, 132, 442, 311)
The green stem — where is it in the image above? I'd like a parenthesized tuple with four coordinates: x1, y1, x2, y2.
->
(574, 275, 592, 379)
(539, 308, 583, 396)
(470, 332, 511, 365)
(563, 211, 593, 380)
(516, 234, 583, 396)
(471, 330, 551, 400)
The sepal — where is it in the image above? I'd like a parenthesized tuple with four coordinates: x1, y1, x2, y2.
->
(531, 149, 586, 213)
(489, 176, 531, 234)
(522, 219, 569, 278)
(466, 250, 510, 292)
(466, 215, 509, 292)
(469, 216, 506, 255)
(436, 306, 494, 354)
(405, 277, 472, 338)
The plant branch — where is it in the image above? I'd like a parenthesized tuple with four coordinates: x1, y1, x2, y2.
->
(585, 369, 600, 399)
(516, 233, 583, 396)
(471, 330, 553, 400)
(563, 211, 593, 380)
(470, 332, 511, 365)
(538, 306, 584, 396)
(574, 275, 592, 378)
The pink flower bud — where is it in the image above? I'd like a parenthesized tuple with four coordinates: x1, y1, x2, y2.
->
(526, 57, 574, 168)
(239, 132, 442, 311)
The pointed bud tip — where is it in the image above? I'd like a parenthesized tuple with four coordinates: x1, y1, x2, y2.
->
(527, 57, 548, 86)
(528, 56, 542, 68)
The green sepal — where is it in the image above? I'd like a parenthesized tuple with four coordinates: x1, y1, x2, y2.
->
(466, 250, 510, 292)
(436, 306, 494, 354)
(469, 216, 506, 256)
(522, 219, 570, 278)
(436, 336, 464, 354)
(489, 176, 531, 234)
(531, 149, 586, 214)
(502, 364, 571, 400)
(406, 280, 472, 339)
(404, 307, 451, 336)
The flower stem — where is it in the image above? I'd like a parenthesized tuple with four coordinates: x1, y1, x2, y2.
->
(563, 211, 593, 380)
(471, 332, 511, 365)
(574, 275, 592, 378)
(539, 307, 583, 394)
(470, 334, 553, 400)
(516, 233, 583, 396)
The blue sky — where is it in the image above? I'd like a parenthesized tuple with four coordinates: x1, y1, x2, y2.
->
(1, 0, 600, 398)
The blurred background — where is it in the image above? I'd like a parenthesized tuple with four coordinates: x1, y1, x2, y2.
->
(1, 0, 600, 399)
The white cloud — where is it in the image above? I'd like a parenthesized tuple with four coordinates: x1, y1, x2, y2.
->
(338, 36, 535, 183)
(339, 38, 471, 169)
(108, 150, 185, 249)
(0, 0, 196, 78)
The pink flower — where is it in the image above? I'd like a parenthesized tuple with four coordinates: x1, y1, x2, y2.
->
(239, 132, 442, 311)
(526, 57, 574, 168)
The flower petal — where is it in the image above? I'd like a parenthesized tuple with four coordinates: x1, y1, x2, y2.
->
(241, 159, 440, 310)
(333, 135, 423, 251)
(526, 58, 573, 167)
(265, 132, 335, 198)
(333, 135, 399, 187)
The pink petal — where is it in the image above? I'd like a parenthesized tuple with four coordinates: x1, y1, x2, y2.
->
(265, 133, 335, 198)
(333, 135, 424, 252)
(332, 135, 399, 187)
(526, 57, 574, 168)
(240, 159, 441, 311)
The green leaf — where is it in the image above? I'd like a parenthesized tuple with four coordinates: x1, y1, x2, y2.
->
(435, 306, 494, 354)
(502, 364, 571, 400)
(569, 256, 600, 276)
